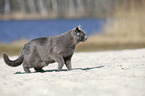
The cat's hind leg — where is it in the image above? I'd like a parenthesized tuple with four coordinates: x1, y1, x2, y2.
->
(23, 66, 31, 73)
(23, 62, 31, 73)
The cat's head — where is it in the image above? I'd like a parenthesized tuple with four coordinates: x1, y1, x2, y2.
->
(73, 25, 88, 42)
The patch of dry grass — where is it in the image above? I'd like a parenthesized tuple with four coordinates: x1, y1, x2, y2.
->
(76, 34, 145, 52)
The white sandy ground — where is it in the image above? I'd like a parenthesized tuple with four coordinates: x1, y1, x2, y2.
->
(0, 49, 145, 96)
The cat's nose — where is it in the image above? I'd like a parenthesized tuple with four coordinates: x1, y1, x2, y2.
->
(82, 36, 88, 42)
(85, 36, 88, 40)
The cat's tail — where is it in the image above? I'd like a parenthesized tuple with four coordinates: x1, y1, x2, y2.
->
(3, 52, 24, 67)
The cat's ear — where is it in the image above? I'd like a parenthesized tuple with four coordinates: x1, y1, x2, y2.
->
(75, 27, 79, 31)
(73, 25, 81, 35)
(75, 25, 81, 31)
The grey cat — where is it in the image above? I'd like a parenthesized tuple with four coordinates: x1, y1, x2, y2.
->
(3, 25, 87, 73)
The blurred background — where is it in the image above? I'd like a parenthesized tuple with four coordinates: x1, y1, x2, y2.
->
(0, 0, 145, 56)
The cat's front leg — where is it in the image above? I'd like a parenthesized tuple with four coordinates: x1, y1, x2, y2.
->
(51, 55, 65, 70)
(64, 57, 72, 70)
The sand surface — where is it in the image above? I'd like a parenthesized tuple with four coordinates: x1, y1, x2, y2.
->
(0, 49, 145, 96)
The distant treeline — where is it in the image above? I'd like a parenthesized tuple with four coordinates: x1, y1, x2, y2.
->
(0, 0, 144, 19)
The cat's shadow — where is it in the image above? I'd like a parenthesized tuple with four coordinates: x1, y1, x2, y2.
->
(15, 66, 104, 74)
